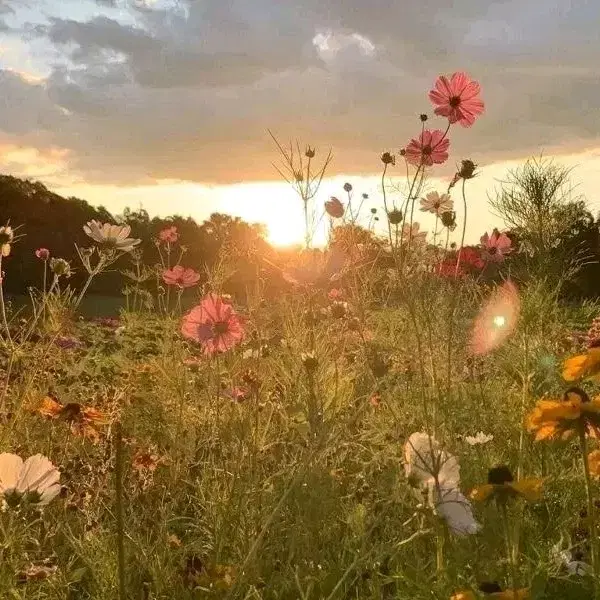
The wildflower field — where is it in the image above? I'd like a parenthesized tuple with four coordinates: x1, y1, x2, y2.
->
(3, 72, 600, 600)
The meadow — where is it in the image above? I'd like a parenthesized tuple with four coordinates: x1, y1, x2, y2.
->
(2, 71, 600, 600)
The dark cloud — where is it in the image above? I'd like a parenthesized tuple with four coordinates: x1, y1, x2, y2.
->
(2, 0, 600, 184)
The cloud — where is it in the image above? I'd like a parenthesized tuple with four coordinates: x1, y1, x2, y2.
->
(1, 0, 600, 185)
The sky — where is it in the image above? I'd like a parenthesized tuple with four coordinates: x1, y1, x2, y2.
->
(1, 0, 600, 246)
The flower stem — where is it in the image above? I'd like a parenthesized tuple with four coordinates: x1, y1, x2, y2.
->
(579, 426, 599, 597)
(114, 422, 127, 600)
(500, 502, 518, 593)
(454, 178, 468, 277)
(0, 257, 12, 344)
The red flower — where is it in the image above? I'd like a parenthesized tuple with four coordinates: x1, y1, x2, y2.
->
(35, 248, 50, 261)
(460, 246, 485, 270)
(325, 197, 344, 219)
(181, 293, 245, 355)
(162, 265, 201, 288)
(405, 129, 450, 167)
(429, 72, 484, 127)
(159, 226, 179, 244)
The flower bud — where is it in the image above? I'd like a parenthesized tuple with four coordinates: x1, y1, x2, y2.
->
(305, 146, 315, 158)
(419, 113, 428, 122)
(387, 209, 403, 225)
(35, 248, 50, 261)
(458, 159, 477, 179)
(381, 152, 395, 165)
(343, 183, 352, 193)
(440, 211, 457, 229)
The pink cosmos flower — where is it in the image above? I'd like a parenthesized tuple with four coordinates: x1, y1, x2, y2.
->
(181, 293, 245, 355)
(405, 129, 450, 167)
(162, 265, 201, 288)
(328, 288, 344, 301)
(420, 191, 454, 216)
(159, 226, 179, 244)
(35, 248, 50, 261)
(429, 72, 484, 127)
(480, 229, 512, 262)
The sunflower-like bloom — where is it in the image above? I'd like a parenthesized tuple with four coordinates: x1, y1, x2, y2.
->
(38, 396, 107, 442)
(563, 347, 600, 382)
(526, 387, 600, 441)
(470, 466, 543, 504)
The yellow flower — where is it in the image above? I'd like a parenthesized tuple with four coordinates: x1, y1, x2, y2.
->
(588, 450, 600, 479)
(526, 387, 600, 441)
(470, 466, 543, 504)
(563, 347, 600, 382)
(451, 592, 476, 600)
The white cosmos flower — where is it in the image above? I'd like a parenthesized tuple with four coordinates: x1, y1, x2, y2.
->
(404, 432, 460, 488)
(430, 485, 481, 536)
(551, 542, 592, 576)
(404, 433, 479, 536)
(0, 225, 14, 257)
(419, 191, 454, 216)
(463, 432, 494, 446)
(83, 221, 141, 253)
(400, 222, 427, 247)
(0, 453, 61, 506)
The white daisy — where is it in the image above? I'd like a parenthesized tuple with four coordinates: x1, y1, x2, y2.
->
(463, 432, 494, 446)
(83, 221, 141, 253)
(419, 191, 454, 216)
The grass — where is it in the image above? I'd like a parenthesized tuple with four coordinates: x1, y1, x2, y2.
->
(1, 248, 600, 600)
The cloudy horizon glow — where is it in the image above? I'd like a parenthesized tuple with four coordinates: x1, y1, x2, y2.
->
(1, 0, 599, 245)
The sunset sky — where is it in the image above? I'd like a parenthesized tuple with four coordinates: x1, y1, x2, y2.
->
(1, 0, 600, 245)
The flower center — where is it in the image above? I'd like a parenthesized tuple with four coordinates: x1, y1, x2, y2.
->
(213, 321, 229, 335)
(422, 145, 432, 156)
(488, 247, 498, 254)
(487, 465, 514, 485)
(449, 95, 461, 108)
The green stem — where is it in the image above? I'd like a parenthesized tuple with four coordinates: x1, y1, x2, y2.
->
(579, 426, 599, 597)
(114, 422, 127, 600)
(454, 178, 468, 277)
(500, 502, 518, 593)
(0, 257, 12, 343)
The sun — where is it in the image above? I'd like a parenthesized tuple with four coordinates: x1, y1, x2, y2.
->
(265, 214, 306, 247)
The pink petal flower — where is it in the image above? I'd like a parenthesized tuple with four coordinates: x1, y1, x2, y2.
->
(405, 129, 450, 167)
(429, 72, 485, 128)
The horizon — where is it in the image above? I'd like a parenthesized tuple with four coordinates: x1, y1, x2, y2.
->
(1, 0, 600, 246)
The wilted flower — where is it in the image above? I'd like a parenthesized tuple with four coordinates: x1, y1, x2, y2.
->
(159, 226, 179, 244)
(429, 72, 484, 127)
(0, 453, 61, 507)
(526, 387, 600, 441)
(35, 248, 50, 261)
(420, 191, 454, 216)
(469, 280, 520, 355)
(387, 209, 403, 225)
(458, 159, 478, 179)
(481, 229, 512, 262)
(83, 221, 141, 253)
(0, 225, 14, 257)
(405, 129, 450, 167)
(470, 465, 543, 504)
(381, 152, 395, 165)
(162, 265, 201, 289)
(49, 258, 71, 278)
(440, 210, 457, 230)
(181, 293, 245, 355)
(38, 396, 107, 441)
(325, 197, 345, 219)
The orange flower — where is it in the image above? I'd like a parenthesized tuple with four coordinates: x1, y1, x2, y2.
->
(451, 592, 475, 600)
(470, 466, 543, 504)
(132, 449, 161, 473)
(588, 450, 600, 479)
(526, 387, 600, 441)
(563, 347, 600, 382)
(37, 396, 107, 441)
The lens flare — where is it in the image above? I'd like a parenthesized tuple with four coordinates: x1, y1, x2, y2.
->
(469, 280, 520, 356)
